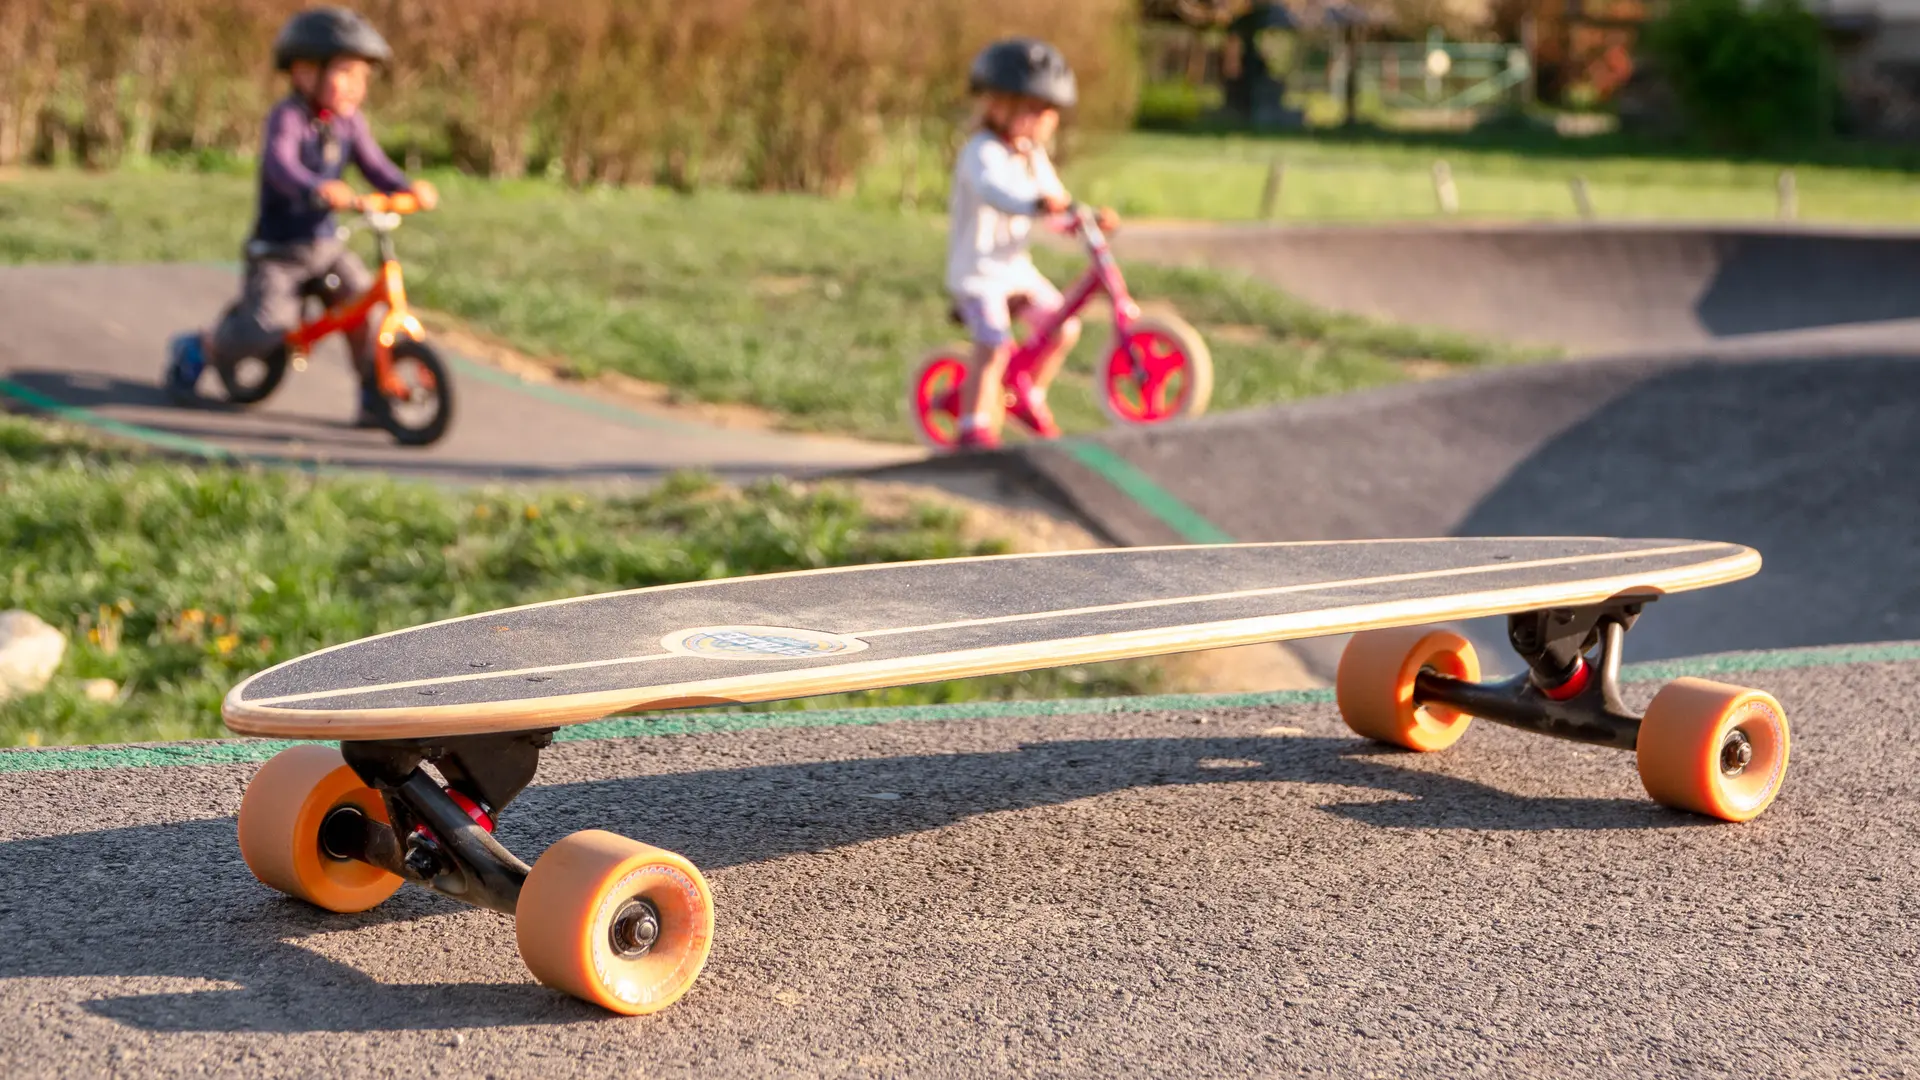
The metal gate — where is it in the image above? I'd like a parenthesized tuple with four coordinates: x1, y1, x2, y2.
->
(1358, 29, 1532, 111)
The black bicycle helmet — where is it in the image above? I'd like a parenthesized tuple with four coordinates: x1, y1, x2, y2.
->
(273, 7, 393, 71)
(968, 38, 1077, 110)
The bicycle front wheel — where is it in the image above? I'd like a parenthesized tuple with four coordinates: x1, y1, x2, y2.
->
(1098, 314, 1213, 426)
(382, 339, 454, 447)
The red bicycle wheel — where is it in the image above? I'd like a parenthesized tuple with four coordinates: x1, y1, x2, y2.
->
(1099, 315, 1214, 426)
(907, 347, 970, 450)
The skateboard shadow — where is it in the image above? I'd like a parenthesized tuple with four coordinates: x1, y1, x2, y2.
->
(507, 733, 1688, 873)
(3, 732, 1702, 1034)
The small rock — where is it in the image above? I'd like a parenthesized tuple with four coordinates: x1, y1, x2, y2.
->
(83, 678, 118, 703)
(0, 611, 65, 700)
(448, 1033, 467, 1048)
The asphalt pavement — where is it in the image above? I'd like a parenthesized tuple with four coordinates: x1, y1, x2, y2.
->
(1, 647, 1912, 1078)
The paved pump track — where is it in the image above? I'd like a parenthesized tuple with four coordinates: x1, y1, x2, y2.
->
(4, 225, 1920, 1074)
(1114, 220, 1920, 354)
(0, 263, 917, 483)
(880, 221, 1920, 678)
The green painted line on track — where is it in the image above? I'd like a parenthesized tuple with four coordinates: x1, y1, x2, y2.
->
(0, 738, 309, 774)
(0, 378, 239, 462)
(1056, 439, 1235, 544)
(7, 640, 1918, 774)
(0, 374, 364, 479)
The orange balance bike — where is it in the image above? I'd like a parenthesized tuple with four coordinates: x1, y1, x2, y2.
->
(214, 192, 453, 447)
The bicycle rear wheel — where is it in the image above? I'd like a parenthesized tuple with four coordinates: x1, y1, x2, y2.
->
(217, 348, 291, 406)
(906, 346, 970, 451)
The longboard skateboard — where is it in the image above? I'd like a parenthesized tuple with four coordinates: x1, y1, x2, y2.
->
(222, 538, 1791, 1015)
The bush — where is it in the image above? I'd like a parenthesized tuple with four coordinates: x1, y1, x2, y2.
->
(1133, 79, 1223, 130)
(0, 0, 1136, 192)
(1641, 0, 1838, 150)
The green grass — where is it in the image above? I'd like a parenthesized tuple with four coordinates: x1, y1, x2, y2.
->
(0, 167, 1527, 440)
(0, 416, 1167, 747)
(1054, 130, 1920, 224)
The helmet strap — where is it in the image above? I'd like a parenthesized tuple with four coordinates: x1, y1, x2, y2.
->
(297, 86, 330, 119)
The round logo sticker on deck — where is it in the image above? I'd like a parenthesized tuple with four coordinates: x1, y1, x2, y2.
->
(661, 625, 868, 661)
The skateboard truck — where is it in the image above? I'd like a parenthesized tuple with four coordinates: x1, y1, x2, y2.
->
(328, 731, 555, 916)
(1341, 586, 1787, 822)
(237, 729, 717, 1015)
(1410, 593, 1654, 751)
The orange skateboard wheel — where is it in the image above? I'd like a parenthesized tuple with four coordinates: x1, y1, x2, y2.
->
(516, 830, 715, 1015)
(1336, 626, 1481, 752)
(1636, 678, 1790, 822)
(237, 744, 404, 913)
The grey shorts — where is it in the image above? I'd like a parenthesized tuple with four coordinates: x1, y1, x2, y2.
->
(211, 235, 374, 370)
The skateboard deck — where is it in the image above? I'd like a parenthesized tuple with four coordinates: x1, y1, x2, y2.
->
(220, 536, 1789, 1017)
(224, 537, 1758, 740)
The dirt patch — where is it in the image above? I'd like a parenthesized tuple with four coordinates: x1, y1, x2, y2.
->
(839, 477, 1106, 555)
(1397, 358, 1458, 380)
(1207, 323, 1271, 346)
(1133, 297, 1180, 321)
(1160, 639, 1326, 693)
(421, 315, 806, 435)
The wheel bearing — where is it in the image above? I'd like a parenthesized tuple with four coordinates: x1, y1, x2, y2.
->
(610, 898, 663, 958)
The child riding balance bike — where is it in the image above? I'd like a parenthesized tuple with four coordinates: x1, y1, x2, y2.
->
(909, 38, 1211, 452)
(164, 7, 453, 447)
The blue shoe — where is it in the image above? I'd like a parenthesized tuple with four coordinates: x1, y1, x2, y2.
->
(354, 385, 391, 429)
(165, 333, 206, 403)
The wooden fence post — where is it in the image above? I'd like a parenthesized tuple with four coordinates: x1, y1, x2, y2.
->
(1432, 160, 1458, 214)
(1259, 159, 1285, 220)
(1569, 176, 1594, 219)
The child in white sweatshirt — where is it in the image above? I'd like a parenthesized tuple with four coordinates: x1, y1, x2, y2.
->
(945, 38, 1118, 448)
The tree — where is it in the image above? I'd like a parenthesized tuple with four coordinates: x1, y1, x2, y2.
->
(1641, 0, 1837, 149)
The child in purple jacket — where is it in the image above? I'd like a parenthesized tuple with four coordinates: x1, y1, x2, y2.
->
(165, 7, 436, 425)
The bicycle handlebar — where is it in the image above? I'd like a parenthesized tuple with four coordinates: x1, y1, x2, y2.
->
(1065, 201, 1118, 245)
(354, 192, 424, 216)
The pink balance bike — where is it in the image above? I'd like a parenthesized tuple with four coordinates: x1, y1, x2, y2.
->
(907, 203, 1213, 451)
